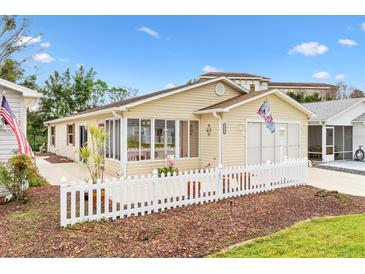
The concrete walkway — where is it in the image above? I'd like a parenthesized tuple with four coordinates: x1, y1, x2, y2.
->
(308, 167, 365, 197)
(36, 157, 114, 185)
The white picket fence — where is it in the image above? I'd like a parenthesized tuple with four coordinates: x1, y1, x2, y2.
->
(60, 158, 309, 227)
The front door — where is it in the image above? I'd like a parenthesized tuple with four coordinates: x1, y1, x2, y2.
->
(325, 127, 334, 161)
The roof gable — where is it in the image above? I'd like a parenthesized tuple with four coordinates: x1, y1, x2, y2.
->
(45, 76, 247, 124)
(0, 78, 38, 98)
(195, 89, 314, 116)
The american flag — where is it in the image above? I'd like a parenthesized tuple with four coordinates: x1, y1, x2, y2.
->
(0, 95, 34, 157)
(257, 100, 276, 133)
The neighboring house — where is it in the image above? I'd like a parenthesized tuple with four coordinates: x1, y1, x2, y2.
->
(0, 78, 38, 198)
(198, 72, 338, 100)
(0, 78, 38, 161)
(45, 74, 314, 177)
(303, 98, 365, 162)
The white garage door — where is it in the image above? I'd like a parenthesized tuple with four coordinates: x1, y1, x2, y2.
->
(247, 122, 300, 165)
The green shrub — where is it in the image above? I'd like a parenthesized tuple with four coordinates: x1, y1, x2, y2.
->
(0, 155, 48, 202)
(157, 166, 179, 177)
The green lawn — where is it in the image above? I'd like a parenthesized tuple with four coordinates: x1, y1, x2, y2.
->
(211, 214, 365, 258)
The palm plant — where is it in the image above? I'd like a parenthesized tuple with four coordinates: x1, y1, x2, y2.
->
(79, 125, 107, 183)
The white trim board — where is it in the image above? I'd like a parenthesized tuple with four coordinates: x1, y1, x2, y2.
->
(195, 89, 315, 117)
(45, 76, 249, 125)
(0, 78, 38, 98)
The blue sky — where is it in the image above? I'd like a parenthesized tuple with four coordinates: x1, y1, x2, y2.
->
(18, 16, 365, 94)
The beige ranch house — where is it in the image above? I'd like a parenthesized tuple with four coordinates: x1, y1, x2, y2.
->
(45, 72, 316, 177)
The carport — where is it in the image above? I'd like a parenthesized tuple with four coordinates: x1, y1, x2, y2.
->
(303, 98, 365, 162)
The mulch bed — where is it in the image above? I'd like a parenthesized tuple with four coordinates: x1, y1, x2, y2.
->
(1, 185, 365, 258)
(41, 153, 74, 164)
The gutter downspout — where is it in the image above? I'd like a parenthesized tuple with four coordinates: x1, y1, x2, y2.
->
(112, 108, 125, 178)
(213, 111, 223, 167)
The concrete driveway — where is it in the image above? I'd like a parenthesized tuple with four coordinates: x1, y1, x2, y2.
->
(308, 167, 365, 197)
(36, 157, 114, 185)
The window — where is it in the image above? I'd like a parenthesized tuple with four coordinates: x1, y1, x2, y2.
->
(180, 120, 199, 158)
(127, 118, 198, 162)
(50, 126, 55, 146)
(141, 119, 151, 160)
(67, 124, 74, 146)
(127, 118, 152, 161)
(155, 119, 165, 160)
(106, 119, 121, 160)
(154, 119, 176, 160)
(250, 84, 255, 92)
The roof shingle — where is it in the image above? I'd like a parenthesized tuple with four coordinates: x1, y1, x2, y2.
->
(302, 98, 365, 122)
(269, 82, 337, 88)
(200, 72, 269, 79)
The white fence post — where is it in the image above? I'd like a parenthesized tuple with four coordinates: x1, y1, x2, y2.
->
(60, 177, 67, 227)
(217, 164, 223, 200)
(60, 158, 309, 227)
(152, 169, 158, 213)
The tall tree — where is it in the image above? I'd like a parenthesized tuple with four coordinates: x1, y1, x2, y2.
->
(0, 16, 40, 85)
(0, 16, 40, 64)
(39, 66, 138, 120)
(336, 81, 355, 99)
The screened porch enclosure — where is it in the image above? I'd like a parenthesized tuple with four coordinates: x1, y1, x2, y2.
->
(308, 125, 353, 162)
(126, 118, 199, 162)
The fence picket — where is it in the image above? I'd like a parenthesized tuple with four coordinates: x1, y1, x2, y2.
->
(60, 158, 309, 227)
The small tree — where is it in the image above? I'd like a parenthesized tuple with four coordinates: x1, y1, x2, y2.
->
(304, 92, 321, 103)
(286, 91, 301, 102)
(79, 125, 107, 183)
(0, 155, 46, 202)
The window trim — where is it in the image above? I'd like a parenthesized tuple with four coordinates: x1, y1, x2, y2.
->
(105, 118, 121, 161)
(126, 117, 200, 163)
(67, 123, 75, 146)
(50, 126, 55, 147)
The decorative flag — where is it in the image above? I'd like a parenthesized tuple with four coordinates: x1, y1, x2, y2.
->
(257, 100, 276, 133)
(0, 95, 34, 157)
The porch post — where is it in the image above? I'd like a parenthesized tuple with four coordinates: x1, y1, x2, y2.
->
(120, 117, 127, 178)
(321, 124, 326, 162)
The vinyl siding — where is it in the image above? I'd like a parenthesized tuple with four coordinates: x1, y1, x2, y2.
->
(0, 87, 24, 162)
(48, 114, 121, 176)
(126, 158, 200, 176)
(200, 113, 219, 169)
(124, 81, 241, 175)
(222, 93, 308, 167)
(123, 81, 241, 120)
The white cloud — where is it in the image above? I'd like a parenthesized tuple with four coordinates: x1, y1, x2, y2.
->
(58, 57, 69, 62)
(202, 65, 219, 73)
(164, 83, 176, 89)
(32, 53, 55, 63)
(40, 42, 51, 48)
(76, 63, 84, 68)
(289, 42, 328, 56)
(312, 71, 331, 79)
(335, 74, 345, 80)
(15, 35, 42, 46)
(137, 27, 160, 38)
(362, 22, 365, 31)
(338, 38, 358, 47)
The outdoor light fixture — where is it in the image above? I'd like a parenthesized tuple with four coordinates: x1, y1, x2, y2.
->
(206, 124, 212, 136)
(279, 126, 286, 137)
(223, 123, 227, 134)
